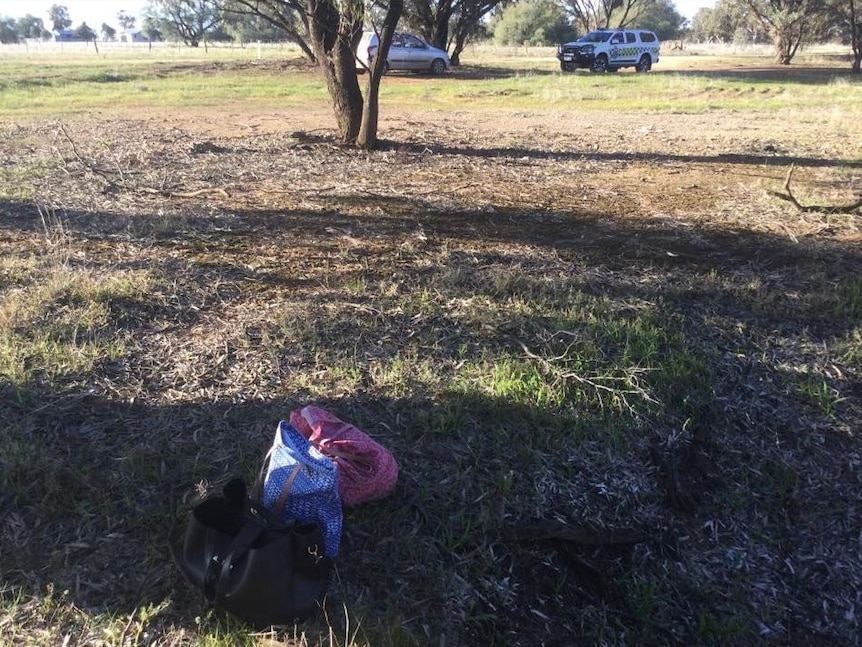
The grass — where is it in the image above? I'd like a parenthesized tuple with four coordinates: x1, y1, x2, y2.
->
(0, 43, 861, 646)
(0, 41, 859, 118)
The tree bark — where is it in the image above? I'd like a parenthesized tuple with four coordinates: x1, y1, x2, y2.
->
(358, 0, 403, 148)
(304, 0, 364, 144)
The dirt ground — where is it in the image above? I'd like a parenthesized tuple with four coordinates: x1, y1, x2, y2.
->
(93, 102, 861, 259)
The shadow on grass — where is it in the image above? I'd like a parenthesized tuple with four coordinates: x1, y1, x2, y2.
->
(1, 194, 860, 645)
(1, 196, 860, 335)
(376, 139, 862, 169)
(654, 65, 859, 85)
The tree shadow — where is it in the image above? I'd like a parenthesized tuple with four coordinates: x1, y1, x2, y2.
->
(376, 139, 862, 169)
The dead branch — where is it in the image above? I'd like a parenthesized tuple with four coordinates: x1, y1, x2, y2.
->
(768, 165, 862, 214)
(137, 187, 230, 199)
(502, 329, 658, 415)
(55, 123, 119, 191)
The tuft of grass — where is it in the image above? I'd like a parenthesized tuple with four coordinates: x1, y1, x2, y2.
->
(797, 374, 844, 417)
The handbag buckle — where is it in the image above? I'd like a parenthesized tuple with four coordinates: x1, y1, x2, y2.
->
(307, 544, 323, 564)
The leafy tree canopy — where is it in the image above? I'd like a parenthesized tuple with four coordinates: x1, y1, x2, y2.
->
(48, 4, 72, 31)
(624, 0, 684, 40)
(492, 0, 577, 46)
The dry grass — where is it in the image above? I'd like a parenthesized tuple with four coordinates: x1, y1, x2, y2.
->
(1, 57, 861, 647)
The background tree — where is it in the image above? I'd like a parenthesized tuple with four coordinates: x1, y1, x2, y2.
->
(448, 0, 501, 64)
(216, 0, 315, 61)
(625, 0, 684, 39)
(149, 0, 223, 47)
(306, 0, 404, 147)
(401, 0, 508, 66)
(826, 0, 862, 72)
(117, 10, 137, 30)
(101, 23, 117, 40)
(562, 0, 644, 32)
(48, 4, 72, 32)
(0, 18, 18, 43)
(737, 0, 824, 63)
(74, 21, 97, 40)
(689, 0, 765, 43)
(211, 0, 403, 148)
(491, 0, 576, 46)
(213, 0, 404, 149)
(220, 7, 286, 44)
(16, 14, 51, 40)
(141, 16, 164, 41)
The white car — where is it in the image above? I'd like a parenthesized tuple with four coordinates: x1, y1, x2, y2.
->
(357, 31, 450, 75)
(557, 29, 660, 73)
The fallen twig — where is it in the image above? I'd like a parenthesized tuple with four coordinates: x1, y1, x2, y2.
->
(55, 123, 119, 191)
(137, 187, 230, 199)
(768, 165, 862, 214)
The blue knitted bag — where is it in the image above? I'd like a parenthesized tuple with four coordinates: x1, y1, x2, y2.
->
(262, 421, 342, 558)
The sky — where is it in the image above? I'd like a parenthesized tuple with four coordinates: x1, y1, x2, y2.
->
(0, 1, 150, 29)
(0, 0, 718, 30)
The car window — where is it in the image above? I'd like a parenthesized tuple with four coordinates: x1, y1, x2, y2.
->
(610, 33, 624, 44)
(626, 33, 637, 44)
(640, 32, 657, 43)
(403, 35, 425, 48)
(391, 34, 404, 47)
(578, 31, 612, 43)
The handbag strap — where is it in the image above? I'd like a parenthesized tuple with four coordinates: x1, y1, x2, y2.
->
(204, 519, 266, 603)
(252, 439, 307, 520)
(251, 446, 275, 501)
(272, 463, 302, 518)
(317, 444, 372, 467)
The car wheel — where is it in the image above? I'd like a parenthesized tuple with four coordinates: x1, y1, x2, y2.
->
(430, 58, 447, 75)
(635, 54, 652, 73)
(560, 62, 575, 73)
(591, 54, 608, 73)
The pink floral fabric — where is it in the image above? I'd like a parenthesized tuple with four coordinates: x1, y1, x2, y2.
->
(289, 405, 399, 507)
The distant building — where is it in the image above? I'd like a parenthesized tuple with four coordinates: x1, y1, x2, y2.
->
(54, 29, 86, 42)
(119, 30, 152, 43)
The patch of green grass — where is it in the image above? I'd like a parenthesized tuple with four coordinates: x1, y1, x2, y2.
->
(0, 44, 859, 119)
(834, 277, 862, 322)
(797, 374, 844, 417)
(0, 262, 151, 386)
(0, 50, 323, 117)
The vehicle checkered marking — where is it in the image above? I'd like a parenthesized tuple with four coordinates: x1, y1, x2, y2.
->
(610, 46, 659, 57)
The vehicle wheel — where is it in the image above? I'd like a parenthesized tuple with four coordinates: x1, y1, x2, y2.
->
(591, 54, 608, 73)
(635, 54, 652, 73)
(560, 62, 575, 73)
(430, 58, 447, 75)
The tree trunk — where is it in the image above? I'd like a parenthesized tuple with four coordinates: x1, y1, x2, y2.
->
(774, 31, 794, 64)
(852, 1, 862, 73)
(358, 77, 381, 148)
(320, 41, 364, 145)
(304, 0, 403, 149)
(431, 9, 451, 52)
(305, 0, 364, 144)
(853, 25, 861, 73)
(357, 0, 403, 148)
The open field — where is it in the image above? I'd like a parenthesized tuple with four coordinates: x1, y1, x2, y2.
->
(1, 45, 861, 647)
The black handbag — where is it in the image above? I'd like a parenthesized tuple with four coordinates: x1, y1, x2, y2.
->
(174, 478, 333, 628)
